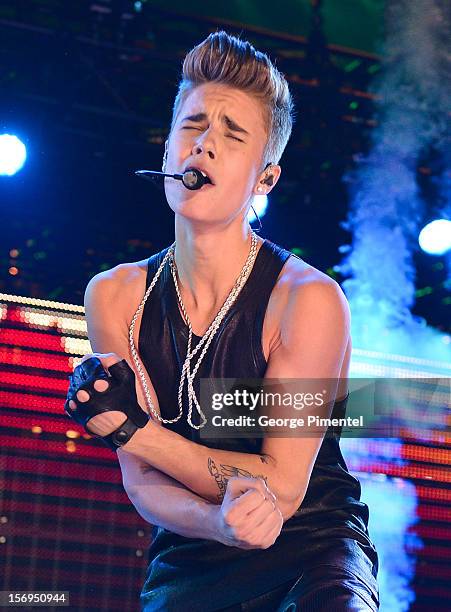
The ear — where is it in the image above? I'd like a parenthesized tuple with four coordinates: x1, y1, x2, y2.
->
(253, 164, 281, 196)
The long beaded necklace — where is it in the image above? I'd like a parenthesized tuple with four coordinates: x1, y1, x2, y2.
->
(128, 232, 259, 429)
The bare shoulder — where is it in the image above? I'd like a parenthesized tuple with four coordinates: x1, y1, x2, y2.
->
(85, 258, 148, 288)
(265, 254, 349, 356)
(84, 258, 149, 325)
(272, 254, 348, 315)
(280, 254, 331, 286)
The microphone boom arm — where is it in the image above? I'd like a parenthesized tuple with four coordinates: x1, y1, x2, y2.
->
(135, 170, 183, 182)
(135, 168, 209, 190)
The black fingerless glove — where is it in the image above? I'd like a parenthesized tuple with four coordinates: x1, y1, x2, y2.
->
(64, 356, 149, 451)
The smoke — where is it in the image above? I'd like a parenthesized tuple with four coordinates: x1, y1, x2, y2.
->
(437, 144, 451, 279)
(336, 2, 450, 610)
(337, 0, 451, 361)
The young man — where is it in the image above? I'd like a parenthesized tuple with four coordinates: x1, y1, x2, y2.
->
(66, 31, 379, 611)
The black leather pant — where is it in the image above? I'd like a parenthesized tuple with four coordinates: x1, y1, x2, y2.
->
(220, 539, 379, 612)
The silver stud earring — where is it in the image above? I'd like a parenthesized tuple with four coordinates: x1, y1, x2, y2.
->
(257, 186, 263, 193)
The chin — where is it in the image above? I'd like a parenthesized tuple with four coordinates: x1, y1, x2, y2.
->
(168, 201, 226, 227)
(165, 183, 216, 199)
(166, 189, 219, 213)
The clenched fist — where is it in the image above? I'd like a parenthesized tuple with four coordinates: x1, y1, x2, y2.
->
(213, 476, 284, 550)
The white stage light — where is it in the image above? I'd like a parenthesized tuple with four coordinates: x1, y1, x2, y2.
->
(0, 134, 27, 176)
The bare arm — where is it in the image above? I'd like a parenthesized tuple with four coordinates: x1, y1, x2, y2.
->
(117, 449, 221, 540)
(83, 266, 283, 549)
(122, 275, 350, 520)
(125, 426, 297, 516)
(84, 266, 221, 539)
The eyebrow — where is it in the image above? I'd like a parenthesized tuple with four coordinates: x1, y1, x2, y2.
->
(180, 112, 250, 136)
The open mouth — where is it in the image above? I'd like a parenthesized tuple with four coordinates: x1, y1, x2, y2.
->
(184, 166, 214, 185)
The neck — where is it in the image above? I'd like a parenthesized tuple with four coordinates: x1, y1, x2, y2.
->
(173, 220, 262, 313)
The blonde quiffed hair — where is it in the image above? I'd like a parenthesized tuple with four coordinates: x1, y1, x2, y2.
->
(169, 30, 295, 171)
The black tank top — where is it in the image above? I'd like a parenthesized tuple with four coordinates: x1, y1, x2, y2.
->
(138, 238, 378, 610)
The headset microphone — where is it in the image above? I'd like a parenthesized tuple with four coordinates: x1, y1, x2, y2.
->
(135, 168, 211, 191)
(135, 166, 264, 233)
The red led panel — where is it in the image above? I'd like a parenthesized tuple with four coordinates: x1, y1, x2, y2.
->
(1, 328, 67, 352)
(0, 371, 70, 393)
(0, 297, 147, 611)
(0, 346, 73, 371)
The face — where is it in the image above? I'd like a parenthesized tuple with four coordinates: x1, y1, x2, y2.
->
(164, 83, 272, 228)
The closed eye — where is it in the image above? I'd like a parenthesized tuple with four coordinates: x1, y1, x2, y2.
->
(226, 135, 244, 142)
(182, 127, 244, 143)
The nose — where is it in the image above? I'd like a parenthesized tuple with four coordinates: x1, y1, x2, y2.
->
(191, 133, 215, 160)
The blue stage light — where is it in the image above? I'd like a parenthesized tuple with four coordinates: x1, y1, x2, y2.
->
(0, 134, 27, 176)
(418, 219, 451, 255)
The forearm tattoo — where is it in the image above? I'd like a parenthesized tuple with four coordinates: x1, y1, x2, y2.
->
(207, 457, 268, 503)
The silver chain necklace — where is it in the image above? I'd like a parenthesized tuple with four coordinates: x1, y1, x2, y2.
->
(128, 232, 259, 429)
